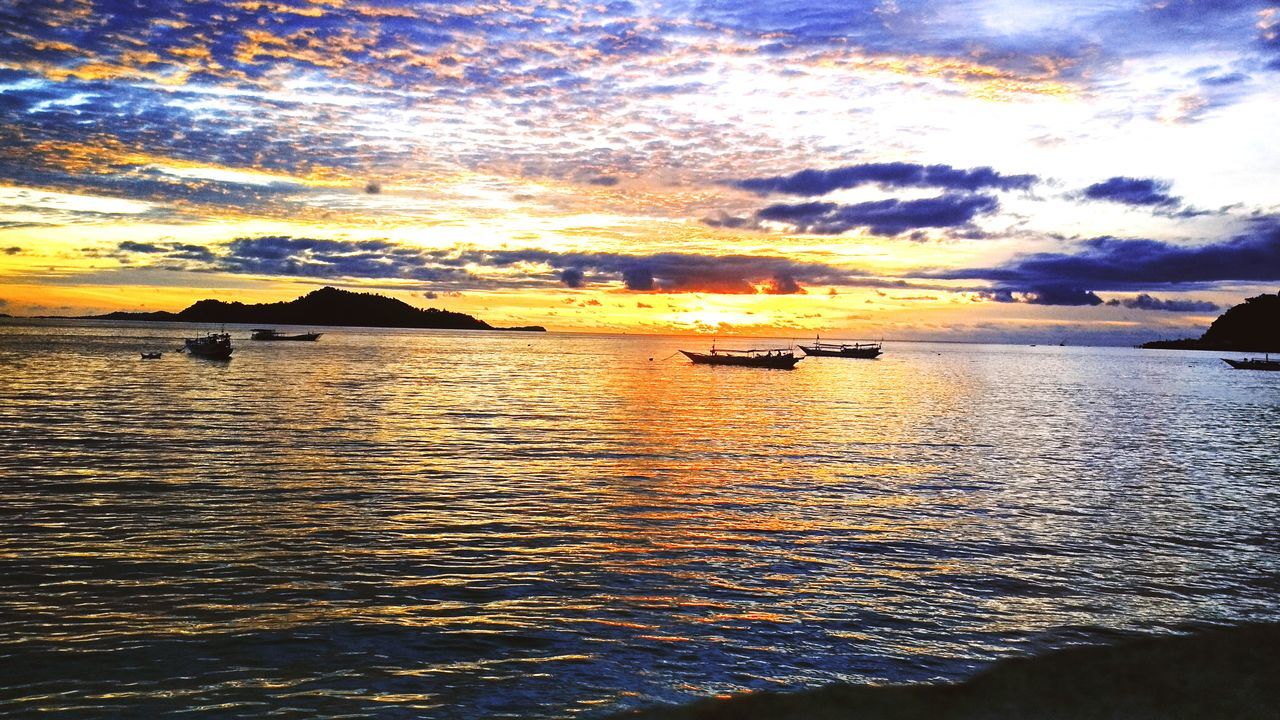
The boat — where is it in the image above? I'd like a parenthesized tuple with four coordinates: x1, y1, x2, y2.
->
(183, 332, 233, 359)
(1223, 354, 1280, 371)
(798, 336, 882, 359)
(680, 345, 801, 369)
(251, 328, 322, 341)
(140, 352, 162, 360)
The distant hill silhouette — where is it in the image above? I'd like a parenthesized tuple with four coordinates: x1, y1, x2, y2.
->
(89, 286, 545, 332)
(1141, 292, 1279, 352)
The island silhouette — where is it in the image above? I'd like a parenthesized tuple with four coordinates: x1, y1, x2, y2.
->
(1140, 292, 1279, 352)
(87, 286, 546, 332)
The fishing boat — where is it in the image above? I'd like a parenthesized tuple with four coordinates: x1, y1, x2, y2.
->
(798, 336, 882, 359)
(680, 345, 801, 369)
(251, 328, 322, 341)
(140, 352, 162, 360)
(1222, 354, 1280, 371)
(183, 332, 233, 359)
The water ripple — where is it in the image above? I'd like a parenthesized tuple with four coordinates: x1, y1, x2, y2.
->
(1, 321, 1278, 718)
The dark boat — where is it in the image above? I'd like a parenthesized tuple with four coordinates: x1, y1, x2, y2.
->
(251, 328, 322, 341)
(140, 352, 162, 360)
(680, 346, 801, 369)
(798, 336, 882, 359)
(184, 332, 233, 359)
(1223, 354, 1280, 371)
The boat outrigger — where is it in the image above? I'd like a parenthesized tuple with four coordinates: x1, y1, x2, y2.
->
(680, 344, 802, 369)
(798, 336, 882, 359)
(183, 332, 233, 360)
(251, 328, 322, 341)
(1222, 354, 1280, 371)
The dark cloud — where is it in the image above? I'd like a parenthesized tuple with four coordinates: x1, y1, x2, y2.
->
(219, 236, 462, 282)
(560, 267, 585, 287)
(621, 266, 654, 291)
(734, 162, 1037, 196)
(114, 234, 872, 294)
(1082, 177, 1180, 206)
(933, 216, 1280, 291)
(118, 241, 164, 254)
(116, 241, 216, 262)
(4, 246, 23, 255)
(365, 181, 382, 194)
(755, 194, 999, 235)
(1198, 71, 1248, 86)
(977, 287, 1103, 306)
(585, 176, 619, 186)
(1105, 294, 1220, 312)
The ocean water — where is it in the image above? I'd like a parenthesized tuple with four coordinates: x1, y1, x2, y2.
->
(1, 320, 1277, 718)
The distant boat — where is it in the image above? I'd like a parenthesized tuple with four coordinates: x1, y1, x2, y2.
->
(680, 345, 801, 369)
(184, 332, 233, 359)
(251, 328, 322, 341)
(1223, 354, 1280, 371)
(798, 336, 882, 359)
(140, 352, 162, 360)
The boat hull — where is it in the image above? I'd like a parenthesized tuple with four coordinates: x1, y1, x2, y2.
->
(1223, 358, 1280, 371)
(799, 345, 881, 359)
(251, 330, 322, 341)
(185, 334, 233, 360)
(680, 350, 801, 369)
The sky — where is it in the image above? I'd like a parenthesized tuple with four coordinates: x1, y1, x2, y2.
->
(1, 0, 1278, 342)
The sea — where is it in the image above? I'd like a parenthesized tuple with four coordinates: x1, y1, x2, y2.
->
(1, 319, 1277, 718)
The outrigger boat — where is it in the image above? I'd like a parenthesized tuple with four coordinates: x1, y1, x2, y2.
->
(183, 332, 233, 360)
(251, 328, 322, 341)
(798, 335, 882, 359)
(680, 344, 801, 369)
(1222, 353, 1280, 371)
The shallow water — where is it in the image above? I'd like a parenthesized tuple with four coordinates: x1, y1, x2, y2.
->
(1, 320, 1277, 718)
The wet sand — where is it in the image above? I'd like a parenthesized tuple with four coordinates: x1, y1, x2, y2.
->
(615, 623, 1280, 720)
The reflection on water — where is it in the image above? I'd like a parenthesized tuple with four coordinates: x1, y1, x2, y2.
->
(1, 320, 1278, 718)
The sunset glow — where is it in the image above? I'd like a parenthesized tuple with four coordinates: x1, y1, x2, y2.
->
(2, 0, 1277, 342)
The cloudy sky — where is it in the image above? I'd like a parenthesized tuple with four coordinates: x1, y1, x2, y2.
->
(1, 0, 1277, 341)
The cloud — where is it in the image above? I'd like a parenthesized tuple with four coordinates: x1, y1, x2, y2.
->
(118, 241, 163, 253)
(452, 247, 865, 294)
(4, 246, 23, 255)
(733, 162, 1037, 196)
(755, 193, 999, 235)
(978, 287, 1103, 306)
(1104, 294, 1219, 312)
(1081, 177, 1180, 206)
(113, 234, 871, 294)
(218, 236, 463, 281)
(115, 240, 216, 262)
(560, 267, 585, 287)
(585, 175, 619, 186)
(933, 216, 1280, 291)
(1198, 72, 1248, 86)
